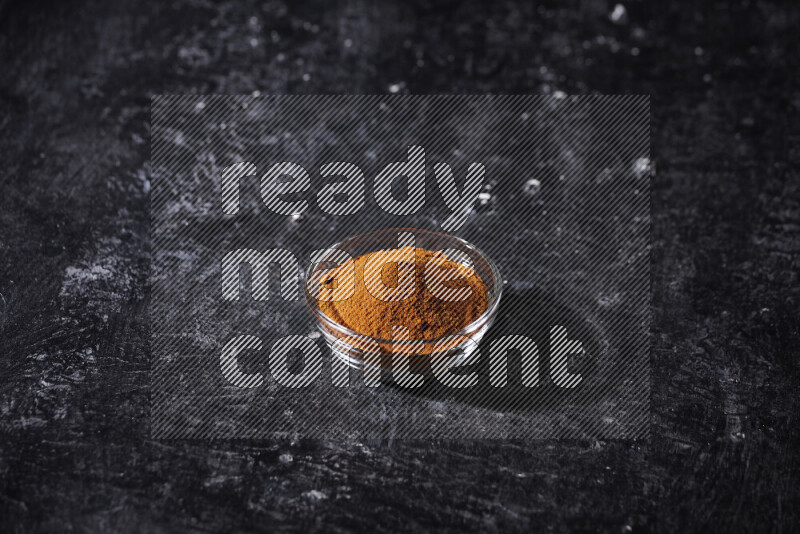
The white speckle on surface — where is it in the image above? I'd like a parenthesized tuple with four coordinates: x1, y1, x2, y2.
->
(279, 453, 293, 464)
(522, 178, 541, 196)
(62, 264, 112, 285)
(302, 73, 310, 82)
(553, 90, 567, 99)
(609, 4, 627, 24)
(633, 157, 651, 179)
(388, 83, 403, 93)
(344, 38, 353, 48)
(59, 238, 135, 314)
(137, 168, 150, 194)
(303, 490, 328, 501)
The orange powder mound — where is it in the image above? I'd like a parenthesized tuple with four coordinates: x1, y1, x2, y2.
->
(316, 247, 488, 341)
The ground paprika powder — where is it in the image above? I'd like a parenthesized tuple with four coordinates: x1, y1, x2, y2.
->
(317, 246, 489, 341)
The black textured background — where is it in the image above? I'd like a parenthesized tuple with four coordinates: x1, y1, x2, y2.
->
(1, 0, 798, 532)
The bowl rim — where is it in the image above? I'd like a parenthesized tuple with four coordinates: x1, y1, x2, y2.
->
(303, 226, 503, 346)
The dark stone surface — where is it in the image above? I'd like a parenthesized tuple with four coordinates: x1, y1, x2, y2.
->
(0, 0, 798, 531)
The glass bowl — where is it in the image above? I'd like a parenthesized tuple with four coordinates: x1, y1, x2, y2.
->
(303, 227, 503, 374)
